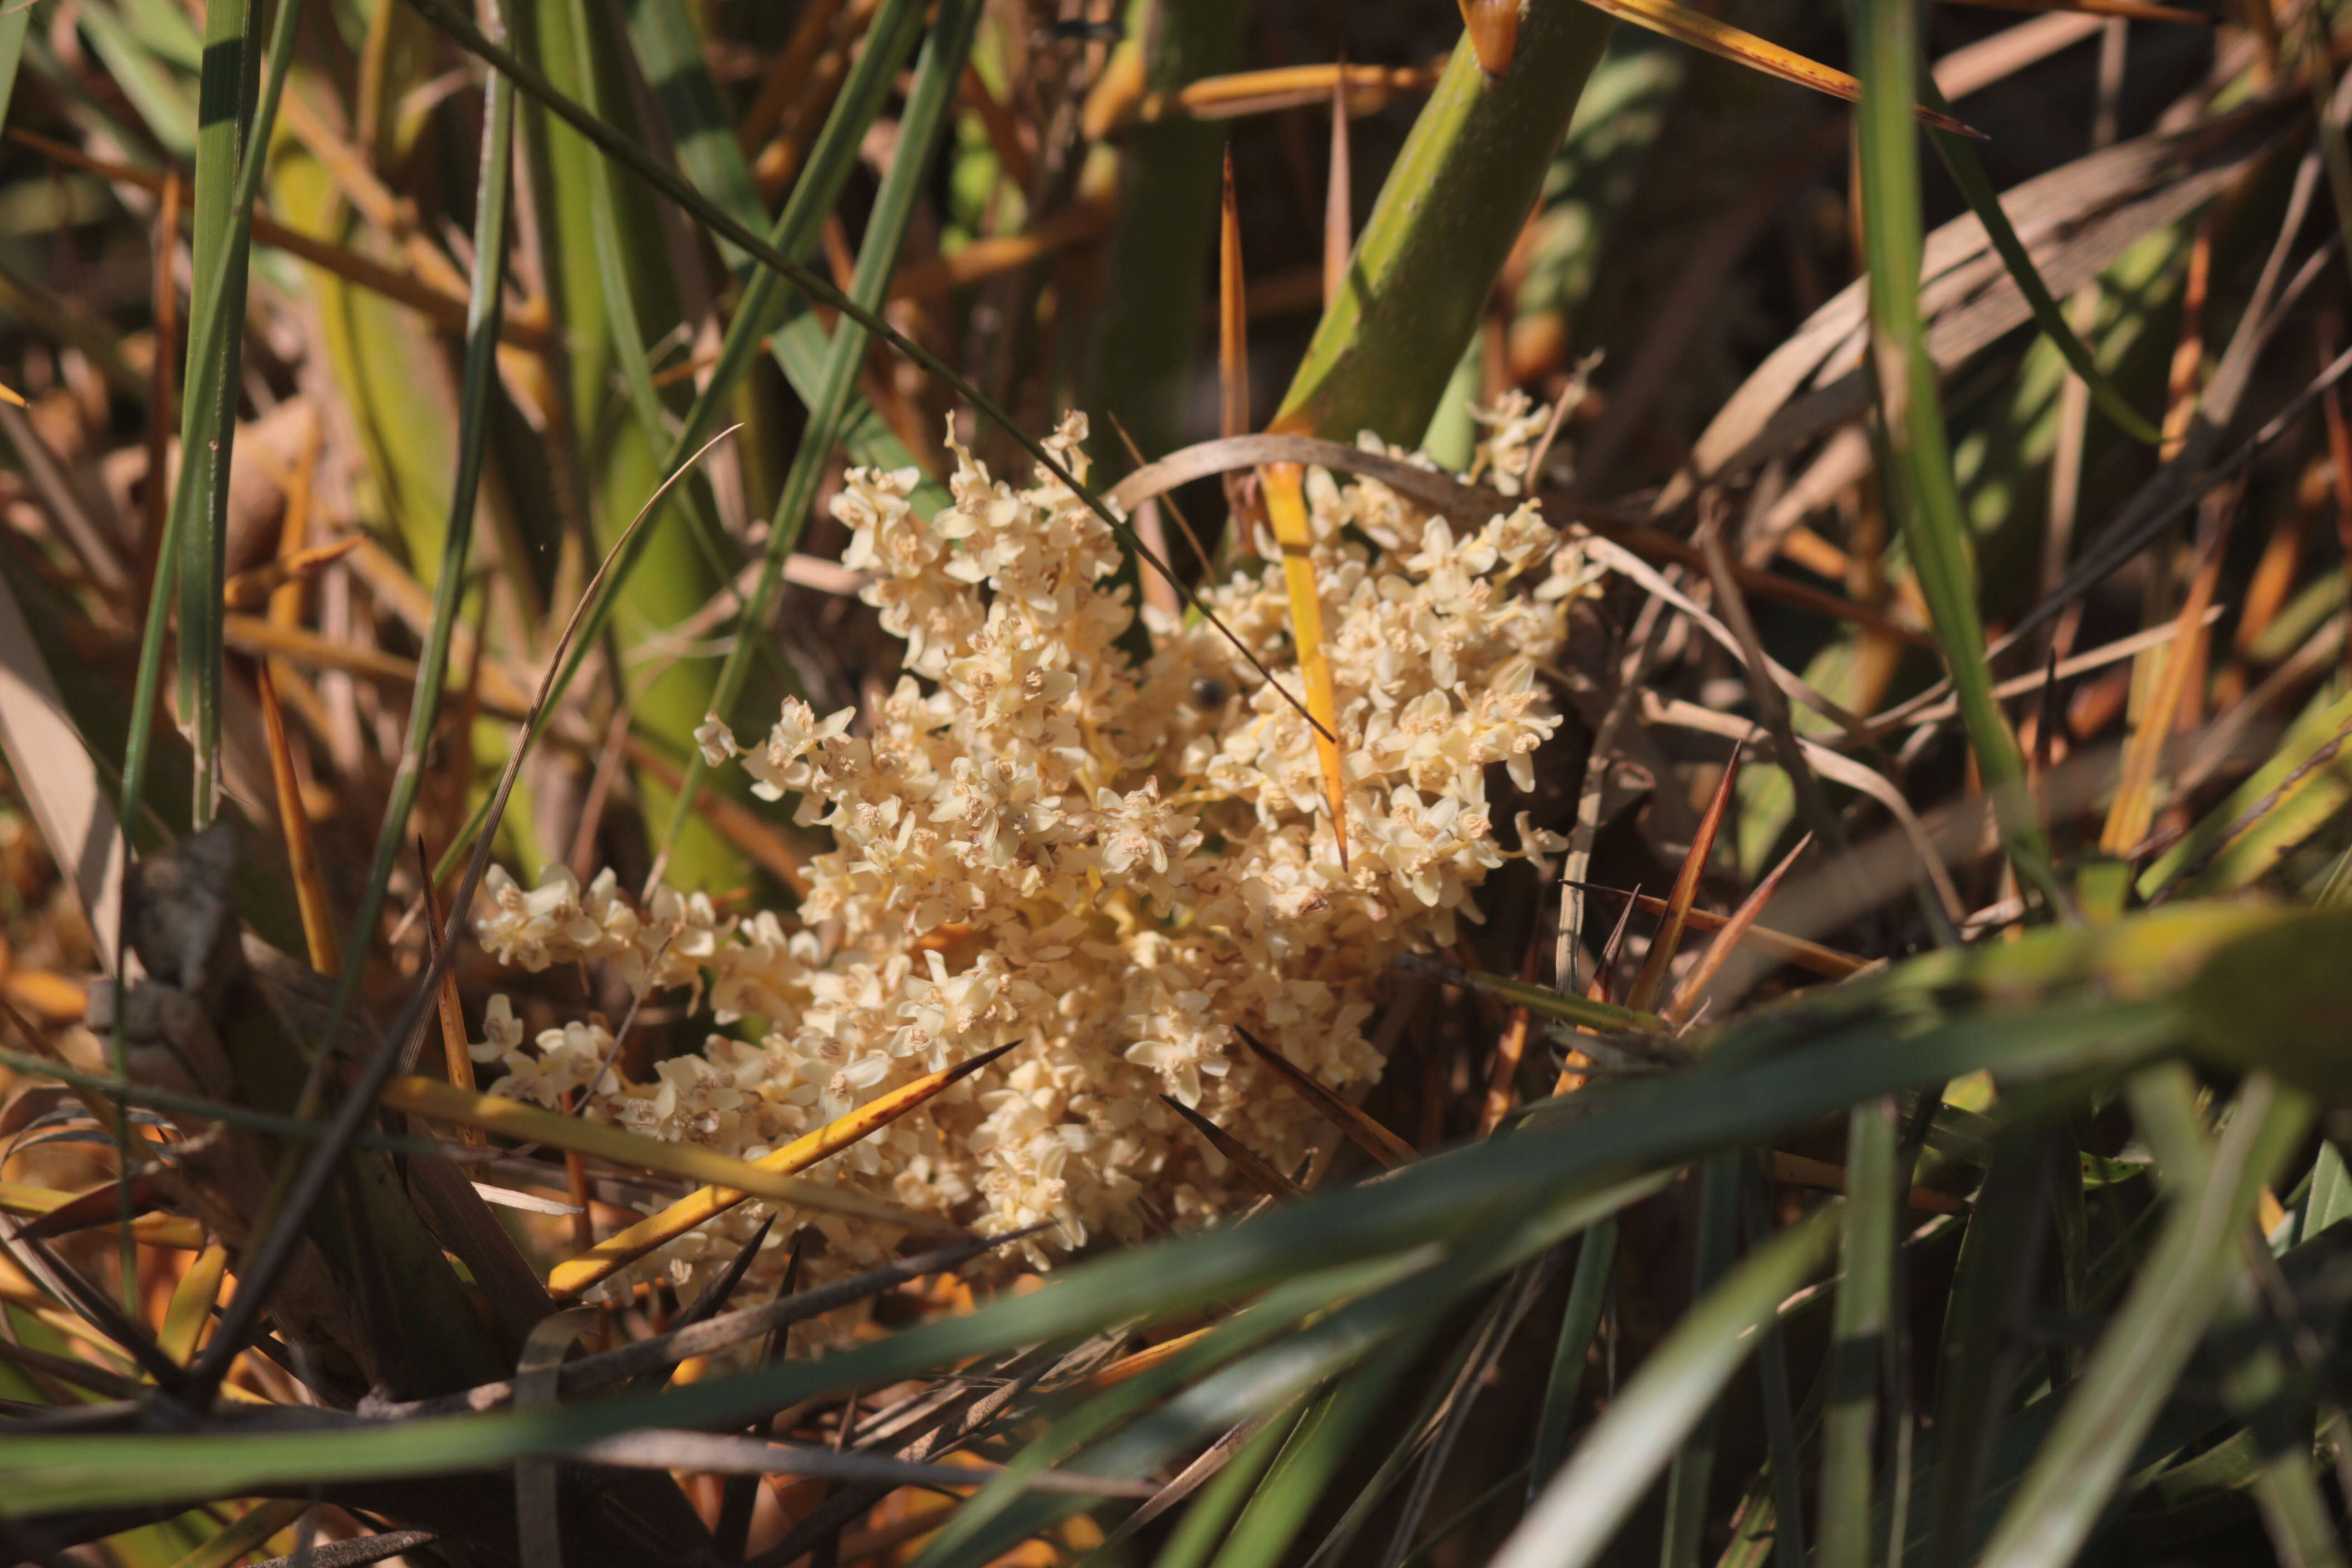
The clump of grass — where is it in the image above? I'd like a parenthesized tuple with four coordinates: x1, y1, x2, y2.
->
(0, 0, 2347, 1566)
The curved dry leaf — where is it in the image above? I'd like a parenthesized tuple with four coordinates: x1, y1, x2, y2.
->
(1655, 96, 2298, 515)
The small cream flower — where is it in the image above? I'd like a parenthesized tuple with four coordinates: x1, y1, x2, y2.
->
(474, 415, 1586, 1309)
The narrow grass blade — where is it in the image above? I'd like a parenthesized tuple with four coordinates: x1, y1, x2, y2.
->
(162, 1500, 308, 1568)
(1563, 885, 1866, 980)
(1146, 1402, 1303, 1568)
(171, 0, 270, 827)
(1662, 1157, 1745, 1568)
(1233, 1026, 1416, 1167)
(178, 429, 744, 1409)
(378, 1076, 953, 1235)
(1627, 742, 1742, 1013)
(909, 1254, 1450, 1568)
(0, 1180, 201, 1250)
(252, 664, 337, 974)
(426, 0, 929, 884)
(1742, 1164, 1808, 1567)
(1578, 0, 1975, 133)
(1220, 145, 1250, 449)
(1094, 1326, 1215, 1391)
(2101, 515, 2230, 857)
(1394, 954, 1664, 1032)
(1530, 1216, 1617, 1505)
(1083, 0, 1247, 480)
(156, 1243, 230, 1365)
(1972, 1073, 2313, 1568)
(1921, 76, 2159, 444)
(1496, 1206, 1842, 1568)
(1851, 0, 2056, 904)
(546, 1042, 1015, 1297)
(1665, 833, 1812, 1025)
(1165, 1095, 1304, 1200)
(1259, 461, 1350, 867)
(2140, 688, 2352, 897)
(1207, 1350, 1419, 1568)
(117, 0, 301, 1313)
(617, 0, 763, 250)
(657, 0, 982, 867)
(1818, 1098, 1898, 1568)
(416, 861, 480, 1142)
(0, 1044, 440, 1158)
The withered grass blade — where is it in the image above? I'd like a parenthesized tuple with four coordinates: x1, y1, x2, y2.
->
(1563, 880, 1867, 979)
(1219, 144, 1257, 538)
(1092, 1324, 1215, 1389)
(20, 1171, 181, 1242)
(157, 1243, 230, 1366)
(378, 1077, 960, 1245)
(223, 537, 359, 614)
(2, 1178, 202, 1250)
(1665, 833, 1813, 1026)
(1233, 1026, 1415, 1167)
(544, 1043, 1017, 1298)
(1324, 63, 1351, 309)
(1625, 741, 1743, 1014)
(1478, 937, 1546, 1137)
(2102, 512, 2233, 856)
(1942, 0, 2206, 24)
(1161, 1094, 1302, 1200)
(1259, 462, 1351, 869)
(255, 663, 339, 976)
(416, 843, 480, 1142)
(1116, 60, 1446, 127)
(1575, 0, 1980, 136)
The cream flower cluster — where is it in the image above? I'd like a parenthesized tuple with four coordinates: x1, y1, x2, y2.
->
(473, 412, 1589, 1304)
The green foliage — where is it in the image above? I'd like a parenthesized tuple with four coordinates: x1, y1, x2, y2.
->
(3, 1, 2352, 1565)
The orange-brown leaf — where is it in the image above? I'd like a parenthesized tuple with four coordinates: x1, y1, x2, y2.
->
(1625, 742, 1743, 1013)
(542, 1044, 1015, 1298)
(255, 663, 340, 977)
(1577, 0, 1981, 136)
(1665, 833, 1813, 1025)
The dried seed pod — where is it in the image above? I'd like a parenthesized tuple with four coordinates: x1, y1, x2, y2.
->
(1459, 0, 1519, 80)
